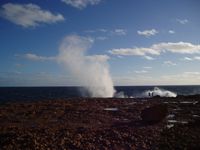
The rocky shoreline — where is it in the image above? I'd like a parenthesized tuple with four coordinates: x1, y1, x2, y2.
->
(0, 96, 200, 150)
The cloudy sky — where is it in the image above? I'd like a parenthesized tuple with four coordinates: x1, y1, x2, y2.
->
(0, 0, 200, 86)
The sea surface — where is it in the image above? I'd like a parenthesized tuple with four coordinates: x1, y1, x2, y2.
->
(0, 86, 200, 102)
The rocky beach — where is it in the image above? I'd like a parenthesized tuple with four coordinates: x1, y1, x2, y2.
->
(0, 96, 200, 150)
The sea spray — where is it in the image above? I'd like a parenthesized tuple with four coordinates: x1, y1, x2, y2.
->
(143, 87, 177, 97)
(58, 35, 115, 97)
(114, 91, 128, 98)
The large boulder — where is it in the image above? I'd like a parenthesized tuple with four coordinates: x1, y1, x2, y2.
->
(141, 104, 168, 123)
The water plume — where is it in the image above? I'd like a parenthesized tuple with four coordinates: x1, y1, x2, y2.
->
(58, 35, 115, 97)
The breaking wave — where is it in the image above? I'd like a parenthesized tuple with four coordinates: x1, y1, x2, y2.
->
(142, 87, 177, 97)
(114, 87, 177, 98)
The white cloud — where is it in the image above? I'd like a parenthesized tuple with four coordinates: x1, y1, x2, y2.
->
(0, 3, 64, 27)
(182, 56, 200, 61)
(134, 67, 151, 74)
(137, 29, 158, 37)
(21, 53, 56, 61)
(143, 56, 155, 60)
(98, 29, 107, 32)
(109, 42, 200, 59)
(143, 66, 152, 69)
(151, 42, 200, 54)
(164, 61, 177, 66)
(169, 30, 175, 34)
(194, 56, 200, 60)
(113, 29, 127, 36)
(19, 52, 109, 63)
(177, 19, 188, 24)
(16, 33, 110, 63)
(61, 0, 101, 9)
(84, 30, 96, 33)
(85, 28, 107, 33)
(96, 36, 108, 40)
(183, 57, 193, 61)
(84, 28, 127, 39)
(109, 47, 160, 56)
(135, 70, 148, 74)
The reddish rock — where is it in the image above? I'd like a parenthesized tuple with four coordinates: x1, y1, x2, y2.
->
(1, 97, 199, 149)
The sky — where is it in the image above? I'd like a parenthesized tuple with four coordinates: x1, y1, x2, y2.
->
(0, 0, 200, 86)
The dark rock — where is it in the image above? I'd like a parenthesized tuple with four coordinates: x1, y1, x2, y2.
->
(76, 127, 87, 133)
(141, 104, 168, 123)
(1, 97, 199, 149)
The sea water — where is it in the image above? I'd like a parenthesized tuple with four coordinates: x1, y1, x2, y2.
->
(0, 85, 200, 102)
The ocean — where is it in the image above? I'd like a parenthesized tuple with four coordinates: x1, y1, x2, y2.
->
(0, 85, 200, 102)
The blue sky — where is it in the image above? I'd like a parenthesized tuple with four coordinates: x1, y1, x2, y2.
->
(0, 0, 200, 86)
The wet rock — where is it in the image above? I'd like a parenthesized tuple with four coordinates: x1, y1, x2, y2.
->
(141, 104, 168, 123)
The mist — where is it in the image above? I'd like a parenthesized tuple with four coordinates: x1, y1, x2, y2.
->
(57, 35, 115, 97)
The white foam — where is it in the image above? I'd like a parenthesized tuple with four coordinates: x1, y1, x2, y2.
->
(168, 120, 177, 123)
(143, 87, 177, 97)
(180, 101, 198, 105)
(180, 121, 188, 124)
(173, 108, 182, 111)
(114, 91, 128, 98)
(193, 115, 200, 118)
(167, 114, 175, 119)
(128, 102, 137, 105)
(168, 120, 188, 124)
(166, 124, 174, 129)
(180, 101, 193, 104)
(164, 101, 178, 104)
